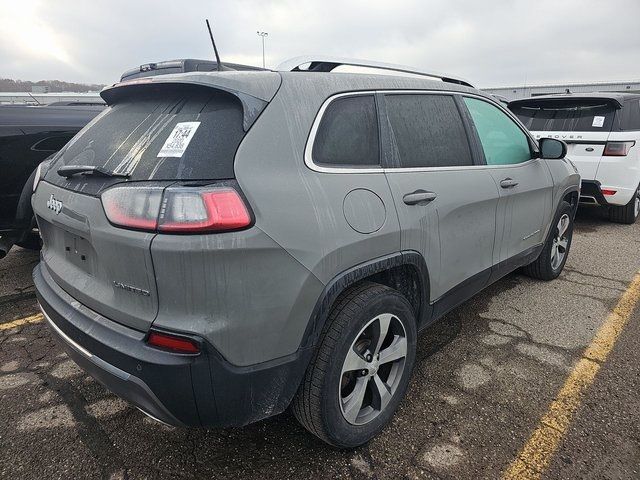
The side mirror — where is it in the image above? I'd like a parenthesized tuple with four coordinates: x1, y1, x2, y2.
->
(539, 137, 567, 159)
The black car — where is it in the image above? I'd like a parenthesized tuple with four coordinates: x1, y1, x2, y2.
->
(0, 102, 104, 258)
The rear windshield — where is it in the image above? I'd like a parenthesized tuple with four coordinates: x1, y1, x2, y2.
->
(45, 85, 246, 193)
(510, 100, 618, 132)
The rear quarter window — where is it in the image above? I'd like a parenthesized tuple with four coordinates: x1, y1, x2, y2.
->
(313, 95, 380, 167)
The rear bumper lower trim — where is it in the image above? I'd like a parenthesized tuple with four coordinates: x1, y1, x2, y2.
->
(35, 262, 196, 426)
(41, 305, 94, 360)
(579, 180, 609, 206)
(34, 261, 311, 428)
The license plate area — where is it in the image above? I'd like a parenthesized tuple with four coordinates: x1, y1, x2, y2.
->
(62, 230, 95, 275)
(567, 143, 604, 157)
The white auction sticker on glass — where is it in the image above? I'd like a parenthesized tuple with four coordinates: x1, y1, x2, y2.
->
(592, 116, 605, 128)
(157, 121, 201, 157)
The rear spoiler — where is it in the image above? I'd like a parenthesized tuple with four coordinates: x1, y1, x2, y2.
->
(120, 59, 266, 82)
(509, 96, 623, 109)
(100, 72, 281, 131)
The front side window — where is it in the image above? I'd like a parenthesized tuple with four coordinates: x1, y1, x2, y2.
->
(313, 95, 379, 167)
(385, 94, 473, 168)
(464, 97, 532, 165)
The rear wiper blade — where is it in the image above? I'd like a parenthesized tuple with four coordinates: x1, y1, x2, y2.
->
(57, 165, 130, 179)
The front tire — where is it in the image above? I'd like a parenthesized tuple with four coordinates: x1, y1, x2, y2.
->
(292, 282, 417, 448)
(609, 184, 640, 224)
(523, 201, 574, 281)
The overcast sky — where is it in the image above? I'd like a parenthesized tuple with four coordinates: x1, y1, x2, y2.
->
(1, 0, 639, 88)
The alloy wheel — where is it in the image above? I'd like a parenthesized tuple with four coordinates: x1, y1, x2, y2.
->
(550, 213, 570, 270)
(339, 313, 408, 426)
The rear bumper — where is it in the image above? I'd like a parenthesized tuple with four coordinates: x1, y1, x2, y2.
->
(42, 305, 184, 425)
(579, 180, 610, 206)
(580, 180, 635, 207)
(34, 262, 311, 428)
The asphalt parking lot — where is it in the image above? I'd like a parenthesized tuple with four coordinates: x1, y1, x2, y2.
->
(1, 207, 639, 480)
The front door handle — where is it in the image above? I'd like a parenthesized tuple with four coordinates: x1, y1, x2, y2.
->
(500, 178, 519, 189)
(403, 190, 437, 205)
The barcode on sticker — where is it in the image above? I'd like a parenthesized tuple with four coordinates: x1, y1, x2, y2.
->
(158, 122, 201, 157)
(592, 116, 605, 128)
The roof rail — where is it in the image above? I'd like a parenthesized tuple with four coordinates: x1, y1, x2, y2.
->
(276, 56, 474, 88)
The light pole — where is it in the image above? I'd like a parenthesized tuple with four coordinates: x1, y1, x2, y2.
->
(256, 31, 268, 68)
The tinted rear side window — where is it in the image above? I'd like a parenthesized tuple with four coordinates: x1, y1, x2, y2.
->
(313, 95, 379, 167)
(45, 85, 247, 193)
(385, 94, 473, 168)
(510, 100, 617, 132)
(620, 99, 640, 131)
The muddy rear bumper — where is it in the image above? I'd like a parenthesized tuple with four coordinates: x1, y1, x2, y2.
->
(34, 261, 310, 428)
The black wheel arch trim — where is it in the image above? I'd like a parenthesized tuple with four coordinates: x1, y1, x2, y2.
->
(15, 168, 37, 229)
(299, 250, 432, 351)
(546, 186, 579, 243)
(560, 184, 580, 212)
(1, 168, 38, 248)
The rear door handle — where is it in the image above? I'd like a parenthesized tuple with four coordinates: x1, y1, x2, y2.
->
(500, 178, 519, 189)
(403, 190, 437, 205)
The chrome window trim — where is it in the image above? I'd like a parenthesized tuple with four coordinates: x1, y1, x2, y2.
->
(304, 91, 383, 174)
(304, 89, 540, 174)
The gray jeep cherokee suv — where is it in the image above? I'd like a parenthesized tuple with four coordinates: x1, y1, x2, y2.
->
(32, 57, 580, 448)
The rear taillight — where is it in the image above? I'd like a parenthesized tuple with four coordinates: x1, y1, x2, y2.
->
(147, 331, 200, 354)
(603, 141, 635, 156)
(601, 189, 617, 196)
(101, 185, 164, 230)
(158, 187, 251, 233)
(101, 184, 251, 233)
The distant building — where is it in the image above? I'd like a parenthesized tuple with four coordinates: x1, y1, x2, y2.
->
(0, 92, 102, 105)
(484, 80, 640, 102)
(31, 85, 49, 94)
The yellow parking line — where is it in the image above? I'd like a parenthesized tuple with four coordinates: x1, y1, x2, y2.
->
(503, 271, 640, 479)
(0, 313, 44, 331)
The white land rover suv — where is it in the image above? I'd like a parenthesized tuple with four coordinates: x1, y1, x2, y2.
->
(510, 93, 640, 224)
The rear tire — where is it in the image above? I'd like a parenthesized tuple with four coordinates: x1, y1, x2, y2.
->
(522, 201, 573, 281)
(609, 184, 640, 224)
(292, 282, 416, 448)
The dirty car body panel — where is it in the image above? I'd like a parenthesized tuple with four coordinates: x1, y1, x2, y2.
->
(32, 67, 579, 430)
